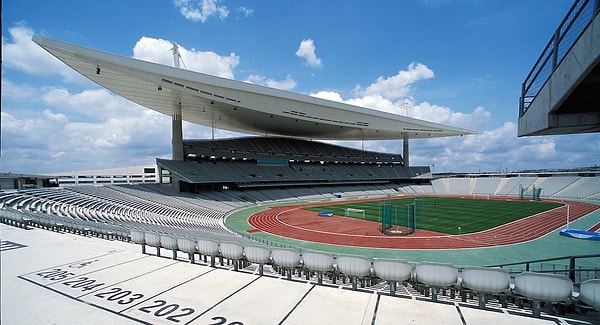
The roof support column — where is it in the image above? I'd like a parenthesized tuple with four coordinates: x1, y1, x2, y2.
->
(403, 135, 409, 167)
(172, 103, 184, 161)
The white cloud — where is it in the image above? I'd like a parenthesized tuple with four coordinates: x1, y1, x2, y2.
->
(312, 65, 489, 130)
(1, 88, 173, 173)
(246, 74, 297, 90)
(295, 39, 323, 68)
(237, 6, 254, 18)
(1, 25, 90, 84)
(132, 36, 239, 79)
(411, 102, 491, 130)
(1, 79, 39, 101)
(173, 0, 229, 22)
(40, 87, 144, 120)
(359, 62, 434, 100)
(2, 25, 598, 174)
(310, 91, 345, 103)
(307, 66, 599, 173)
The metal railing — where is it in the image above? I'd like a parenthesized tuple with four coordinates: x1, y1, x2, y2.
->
(519, 0, 600, 117)
(487, 253, 600, 282)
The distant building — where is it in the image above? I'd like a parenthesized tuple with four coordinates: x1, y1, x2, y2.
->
(0, 173, 59, 191)
(48, 165, 158, 187)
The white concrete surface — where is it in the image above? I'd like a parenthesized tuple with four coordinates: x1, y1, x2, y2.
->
(0, 224, 575, 324)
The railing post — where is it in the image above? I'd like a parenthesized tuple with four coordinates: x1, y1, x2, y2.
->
(569, 256, 576, 282)
(520, 84, 525, 116)
(552, 29, 560, 71)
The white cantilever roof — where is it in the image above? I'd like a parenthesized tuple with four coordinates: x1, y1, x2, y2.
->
(33, 36, 475, 141)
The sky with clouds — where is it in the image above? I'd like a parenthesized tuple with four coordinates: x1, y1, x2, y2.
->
(2, 0, 598, 174)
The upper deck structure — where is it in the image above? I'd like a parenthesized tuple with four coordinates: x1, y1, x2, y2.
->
(519, 0, 600, 136)
(33, 36, 474, 165)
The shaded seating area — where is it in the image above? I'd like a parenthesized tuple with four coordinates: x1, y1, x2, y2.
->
(183, 137, 403, 164)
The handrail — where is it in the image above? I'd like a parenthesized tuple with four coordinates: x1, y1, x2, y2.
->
(486, 253, 600, 282)
(519, 0, 600, 117)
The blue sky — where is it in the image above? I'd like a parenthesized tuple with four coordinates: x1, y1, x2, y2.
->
(2, 0, 598, 174)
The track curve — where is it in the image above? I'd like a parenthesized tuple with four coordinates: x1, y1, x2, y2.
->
(247, 198, 599, 249)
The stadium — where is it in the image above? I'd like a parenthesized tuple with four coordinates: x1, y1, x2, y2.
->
(2, 2, 600, 324)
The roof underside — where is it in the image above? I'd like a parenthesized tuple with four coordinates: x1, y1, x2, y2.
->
(33, 36, 475, 141)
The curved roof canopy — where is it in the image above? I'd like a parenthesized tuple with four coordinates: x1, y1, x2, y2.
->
(33, 36, 475, 141)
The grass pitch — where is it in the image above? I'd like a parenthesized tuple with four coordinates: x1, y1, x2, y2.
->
(303, 197, 563, 235)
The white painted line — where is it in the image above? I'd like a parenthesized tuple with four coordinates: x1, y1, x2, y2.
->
(189, 277, 312, 324)
(123, 268, 258, 324)
(282, 285, 378, 325)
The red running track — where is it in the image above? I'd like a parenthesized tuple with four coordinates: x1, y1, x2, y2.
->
(247, 198, 599, 249)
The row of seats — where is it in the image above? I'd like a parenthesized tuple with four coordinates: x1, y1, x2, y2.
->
(129, 229, 600, 318)
(401, 176, 600, 199)
(183, 137, 402, 163)
(0, 208, 129, 240)
(0, 206, 247, 246)
(158, 158, 418, 185)
(2, 183, 598, 321)
(3, 193, 599, 320)
(0, 187, 235, 236)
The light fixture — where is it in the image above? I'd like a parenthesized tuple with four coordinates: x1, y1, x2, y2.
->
(158, 86, 162, 91)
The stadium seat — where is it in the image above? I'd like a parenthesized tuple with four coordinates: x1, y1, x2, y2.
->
(372, 258, 412, 295)
(144, 232, 161, 257)
(415, 261, 458, 301)
(302, 251, 334, 285)
(271, 248, 301, 280)
(130, 230, 145, 252)
(243, 245, 271, 275)
(176, 237, 197, 263)
(219, 242, 244, 271)
(578, 279, 600, 310)
(460, 266, 510, 308)
(160, 235, 178, 260)
(513, 272, 573, 317)
(336, 255, 372, 290)
(197, 239, 220, 267)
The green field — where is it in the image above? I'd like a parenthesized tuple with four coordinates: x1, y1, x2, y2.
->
(303, 197, 563, 235)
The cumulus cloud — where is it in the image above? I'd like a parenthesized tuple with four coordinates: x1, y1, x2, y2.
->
(246, 74, 297, 90)
(1, 79, 39, 101)
(1, 87, 174, 172)
(359, 62, 434, 100)
(295, 39, 323, 68)
(237, 6, 253, 18)
(310, 91, 345, 103)
(2, 24, 598, 174)
(307, 65, 600, 173)
(40, 87, 145, 120)
(2, 25, 90, 84)
(173, 0, 229, 22)
(311, 64, 489, 130)
(132, 36, 239, 79)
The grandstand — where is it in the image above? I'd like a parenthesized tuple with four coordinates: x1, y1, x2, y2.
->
(2, 174, 600, 323)
(158, 137, 428, 192)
